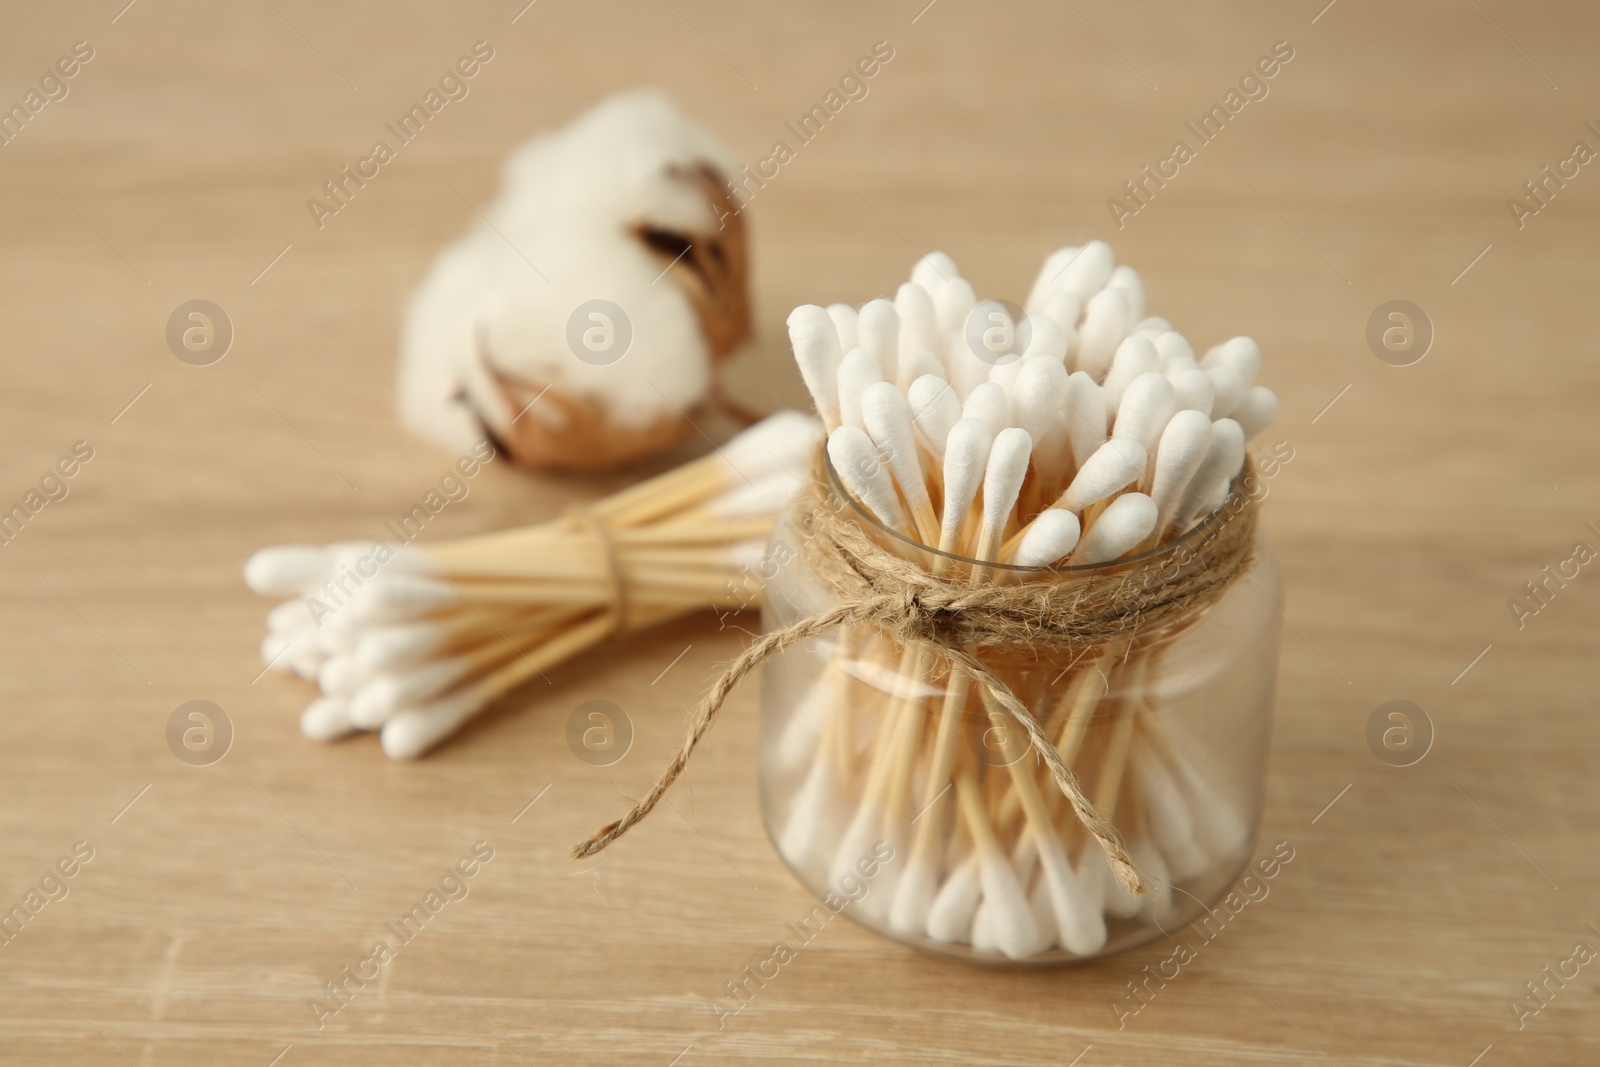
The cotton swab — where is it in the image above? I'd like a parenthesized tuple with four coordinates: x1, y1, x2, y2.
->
(1076, 287, 1131, 381)
(1071, 493, 1158, 565)
(788, 306, 844, 430)
(907, 375, 961, 462)
(1111, 373, 1178, 455)
(1060, 438, 1147, 512)
(826, 303, 858, 352)
(961, 382, 1010, 439)
(858, 298, 901, 382)
(862, 382, 939, 545)
(1231, 386, 1279, 442)
(1009, 508, 1080, 568)
(836, 348, 884, 430)
(827, 425, 906, 533)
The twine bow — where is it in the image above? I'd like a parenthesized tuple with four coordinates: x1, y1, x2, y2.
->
(572, 450, 1261, 896)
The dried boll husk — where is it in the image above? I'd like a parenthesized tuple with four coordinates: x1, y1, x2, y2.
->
(399, 89, 753, 472)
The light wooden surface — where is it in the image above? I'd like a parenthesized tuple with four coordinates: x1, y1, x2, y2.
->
(1, 2, 1596, 1064)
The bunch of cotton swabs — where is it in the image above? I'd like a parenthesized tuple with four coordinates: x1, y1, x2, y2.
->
(246, 412, 820, 760)
(774, 242, 1276, 959)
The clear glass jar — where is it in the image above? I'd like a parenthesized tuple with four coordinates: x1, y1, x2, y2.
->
(757, 464, 1283, 964)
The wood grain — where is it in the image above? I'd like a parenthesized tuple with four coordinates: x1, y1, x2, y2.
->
(0, 1, 1596, 1064)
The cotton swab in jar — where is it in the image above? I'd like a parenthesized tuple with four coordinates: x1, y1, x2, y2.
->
(768, 244, 1280, 960)
(836, 348, 884, 431)
(788, 306, 844, 431)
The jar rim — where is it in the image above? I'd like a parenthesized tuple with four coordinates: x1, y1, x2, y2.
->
(821, 451, 1246, 574)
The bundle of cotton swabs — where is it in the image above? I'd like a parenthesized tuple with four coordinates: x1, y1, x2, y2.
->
(245, 412, 820, 760)
(776, 241, 1277, 960)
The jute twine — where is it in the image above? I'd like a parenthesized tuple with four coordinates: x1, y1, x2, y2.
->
(571, 448, 1262, 896)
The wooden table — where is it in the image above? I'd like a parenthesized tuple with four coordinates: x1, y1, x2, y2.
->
(1, 1, 1595, 1063)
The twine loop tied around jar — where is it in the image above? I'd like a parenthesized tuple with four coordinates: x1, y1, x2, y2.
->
(572, 448, 1262, 897)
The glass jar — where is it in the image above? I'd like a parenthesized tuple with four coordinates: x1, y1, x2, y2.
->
(757, 462, 1283, 964)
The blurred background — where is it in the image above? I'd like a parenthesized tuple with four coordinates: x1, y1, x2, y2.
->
(1, 1, 1596, 1064)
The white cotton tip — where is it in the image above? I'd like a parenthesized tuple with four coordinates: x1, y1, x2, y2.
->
(961, 381, 1010, 439)
(777, 757, 845, 875)
(1136, 743, 1211, 881)
(1021, 316, 1068, 363)
(773, 675, 830, 777)
(1036, 836, 1107, 955)
(1134, 316, 1174, 337)
(354, 622, 448, 674)
(1027, 868, 1058, 948)
(244, 545, 330, 596)
(286, 632, 325, 679)
(317, 654, 371, 700)
(888, 852, 941, 936)
(912, 250, 959, 292)
(300, 697, 357, 742)
(926, 858, 982, 942)
(940, 419, 993, 548)
(1231, 386, 1279, 441)
(1057, 240, 1115, 301)
(1170, 366, 1215, 417)
(720, 410, 824, 482)
(897, 346, 945, 393)
(380, 688, 484, 760)
(1074, 493, 1158, 565)
(1062, 371, 1108, 470)
(346, 575, 463, 622)
(1102, 335, 1161, 410)
(1206, 366, 1247, 420)
(836, 347, 885, 431)
(267, 598, 315, 634)
(1026, 246, 1078, 312)
(1076, 286, 1131, 381)
(1062, 438, 1146, 512)
(1112, 372, 1178, 455)
(1108, 264, 1145, 321)
(826, 303, 858, 352)
(971, 899, 998, 953)
(350, 656, 475, 729)
(1038, 290, 1082, 339)
(858, 298, 901, 382)
(894, 284, 940, 365)
(1012, 358, 1071, 451)
(259, 630, 298, 673)
(1175, 418, 1247, 529)
(981, 427, 1034, 533)
(828, 426, 905, 531)
(862, 381, 934, 523)
(975, 848, 1049, 959)
(1154, 331, 1197, 372)
(1202, 336, 1262, 388)
(830, 806, 895, 922)
(315, 623, 358, 657)
(1150, 409, 1214, 529)
(907, 375, 961, 462)
(934, 275, 979, 336)
(788, 305, 844, 429)
(1012, 509, 1080, 568)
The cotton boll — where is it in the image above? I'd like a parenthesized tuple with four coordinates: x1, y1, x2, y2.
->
(398, 89, 750, 472)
